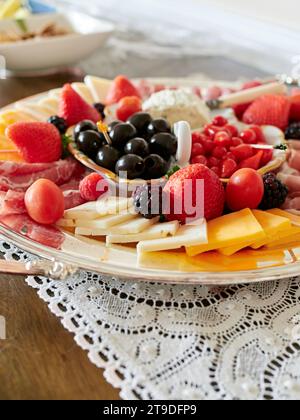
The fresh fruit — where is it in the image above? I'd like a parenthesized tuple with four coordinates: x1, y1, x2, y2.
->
(231, 137, 243, 147)
(239, 150, 263, 170)
(233, 102, 252, 119)
(116, 96, 142, 121)
(192, 132, 205, 144)
(149, 133, 177, 160)
(243, 94, 291, 130)
(191, 142, 204, 157)
(79, 173, 108, 202)
(6, 122, 62, 163)
(164, 164, 225, 223)
(74, 120, 98, 141)
(128, 112, 153, 136)
(242, 80, 262, 90)
(259, 173, 289, 210)
(48, 116, 67, 134)
(108, 120, 122, 131)
(204, 86, 222, 101)
(147, 118, 171, 137)
(239, 128, 257, 144)
(212, 146, 227, 159)
(285, 122, 300, 140)
(249, 125, 266, 143)
(203, 124, 221, 138)
(226, 168, 264, 211)
(25, 179, 65, 225)
(59, 84, 100, 127)
(95, 145, 120, 171)
(230, 144, 254, 162)
(191, 155, 208, 165)
(115, 154, 145, 179)
(207, 156, 220, 168)
(144, 154, 168, 179)
(76, 130, 103, 158)
(260, 149, 273, 166)
(220, 158, 238, 178)
(224, 124, 239, 138)
(106, 75, 141, 105)
(201, 138, 214, 154)
(212, 115, 228, 127)
(124, 138, 149, 158)
(133, 183, 165, 219)
(93, 103, 106, 119)
(109, 123, 137, 149)
(214, 131, 232, 148)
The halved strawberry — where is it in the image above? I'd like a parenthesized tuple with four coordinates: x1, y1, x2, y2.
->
(116, 96, 142, 121)
(289, 92, 300, 122)
(106, 75, 141, 105)
(59, 84, 100, 127)
(239, 150, 264, 170)
(243, 95, 291, 130)
(6, 122, 62, 163)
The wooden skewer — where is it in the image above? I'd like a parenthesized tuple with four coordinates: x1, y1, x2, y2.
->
(97, 121, 112, 146)
(206, 82, 287, 110)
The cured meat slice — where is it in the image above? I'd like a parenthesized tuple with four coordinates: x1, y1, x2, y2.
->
(0, 190, 26, 216)
(63, 190, 85, 210)
(0, 161, 52, 176)
(0, 158, 80, 192)
(278, 173, 300, 194)
(288, 149, 300, 172)
(0, 214, 64, 249)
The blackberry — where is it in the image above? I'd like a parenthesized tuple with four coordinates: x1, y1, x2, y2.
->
(285, 122, 300, 140)
(259, 173, 288, 210)
(133, 183, 165, 219)
(48, 116, 67, 134)
(94, 103, 106, 120)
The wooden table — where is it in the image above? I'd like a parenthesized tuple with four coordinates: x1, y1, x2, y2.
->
(0, 72, 120, 400)
(0, 57, 267, 400)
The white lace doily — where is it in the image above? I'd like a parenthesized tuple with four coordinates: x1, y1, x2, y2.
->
(2, 240, 300, 400)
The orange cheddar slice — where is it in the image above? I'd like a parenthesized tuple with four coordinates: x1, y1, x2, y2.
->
(267, 209, 300, 227)
(186, 209, 265, 257)
(265, 234, 300, 249)
(252, 225, 300, 249)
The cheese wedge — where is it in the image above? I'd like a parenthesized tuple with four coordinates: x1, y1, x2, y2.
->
(107, 221, 179, 245)
(84, 76, 112, 103)
(0, 109, 36, 124)
(251, 225, 300, 249)
(265, 234, 300, 249)
(75, 212, 136, 229)
(38, 98, 59, 115)
(268, 209, 300, 227)
(48, 88, 62, 100)
(138, 221, 207, 253)
(15, 103, 50, 121)
(72, 82, 94, 104)
(56, 219, 77, 228)
(64, 197, 133, 220)
(187, 209, 265, 257)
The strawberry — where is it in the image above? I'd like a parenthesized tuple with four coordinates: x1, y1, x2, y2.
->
(106, 75, 141, 105)
(59, 84, 100, 127)
(242, 80, 262, 90)
(6, 122, 62, 163)
(233, 81, 262, 120)
(230, 144, 254, 162)
(243, 95, 291, 130)
(220, 158, 238, 178)
(239, 150, 264, 170)
(79, 173, 108, 202)
(289, 92, 300, 122)
(163, 164, 225, 224)
(116, 96, 142, 121)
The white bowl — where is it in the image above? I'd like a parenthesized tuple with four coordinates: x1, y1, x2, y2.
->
(0, 12, 114, 72)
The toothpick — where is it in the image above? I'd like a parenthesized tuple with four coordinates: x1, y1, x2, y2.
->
(97, 121, 112, 146)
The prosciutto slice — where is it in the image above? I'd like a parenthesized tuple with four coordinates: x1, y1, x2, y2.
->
(0, 161, 53, 176)
(0, 158, 80, 192)
(0, 190, 26, 216)
(0, 214, 64, 249)
(288, 149, 300, 172)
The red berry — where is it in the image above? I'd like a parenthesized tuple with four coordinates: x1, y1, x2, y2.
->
(250, 125, 266, 143)
(25, 179, 65, 225)
(232, 137, 243, 147)
(192, 132, 203, 144)
(116, 96, 142, 121)
(233, 103, 252, 120)
(212, 115, 228, 127)
(79, 173, 109, 202)
(204, 86, 222, 101)
(214, 131, 232, 148)
(201, 138, 214, 154)
(240, 129, 257, 144)
(191, 143, 204, 158)
(239, 151, 264, 170)
(260, 149, 273, 166)
(207, 156, 220, 168)
(230, 144, 254, 162)
(191, 155, 208, 165)
(212, 146, 227, 159)
(220, 158, 238, 178)
(203, 124, 221, 138)
(6, 122, 62, 163)
(106, 75, 141, 105)
(242, 80, 262, 90)
(224, 124, 239, 137)
(211, 166, 221, 177)
(225, 152, 236, 161)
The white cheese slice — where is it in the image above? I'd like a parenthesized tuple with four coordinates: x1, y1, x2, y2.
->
(72, 82, 94, 104)
(64, 197, 133, 220)
(56, 219, 76, 228)
(137, 221, 207, 253)
(38, 98, 59, 115)
(15, 103, 50, 121)
(84, 76, 112, 103)
(48, 88, 62, 100)
(75, 211, 137, 229)
(107, 221, 179, 245)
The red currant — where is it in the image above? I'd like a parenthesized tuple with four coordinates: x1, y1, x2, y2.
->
(191, 155, 208, 166)
(211, 166, 221, 177)
(203, 124, 221, 138)
(214, 131, 232, 148)
(230, 144, 254, 162)
(224, 124, 239, 137)
(192, 132, 203, 144)
(201, 138, 214, 154)
(240, 129, 257, 144)
(250, 125, 266, 143)
(232, 137, 243, 147)
(212, 146, 227, 159)
(207, 156, 220, 168)
(212, 115, 228, 127)
(221, 159, 238, 178)
(191, 143, 204, 157)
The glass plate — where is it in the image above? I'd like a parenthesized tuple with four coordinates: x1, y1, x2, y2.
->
(1, 77, 299, 286)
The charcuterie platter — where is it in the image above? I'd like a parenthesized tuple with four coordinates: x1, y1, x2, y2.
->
(0, 75, 300, 285)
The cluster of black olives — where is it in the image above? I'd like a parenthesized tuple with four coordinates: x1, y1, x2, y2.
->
(73, 113, 177, 180)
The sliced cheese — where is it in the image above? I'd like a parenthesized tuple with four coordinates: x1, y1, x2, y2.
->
(15, 103, 50, 121)
(84, 75, 112, 103)
(64, 197, 133, 220)
(38, 98, 59, 114)
(107, 221, 179, 245)
(75, 212, 136, 229)
(186, 209, 265, 257)
(268, 209, 300, 227)
(72, 82, 94, 104)
(56, 218, 77, 228)
(252, 226, 300, 249)
(265, 233, 300, 249)
(109, 216, 159, 234)
(0, 109, 36, 124)
(48, 88, 62, 100)
(138, 221, 207, 253)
